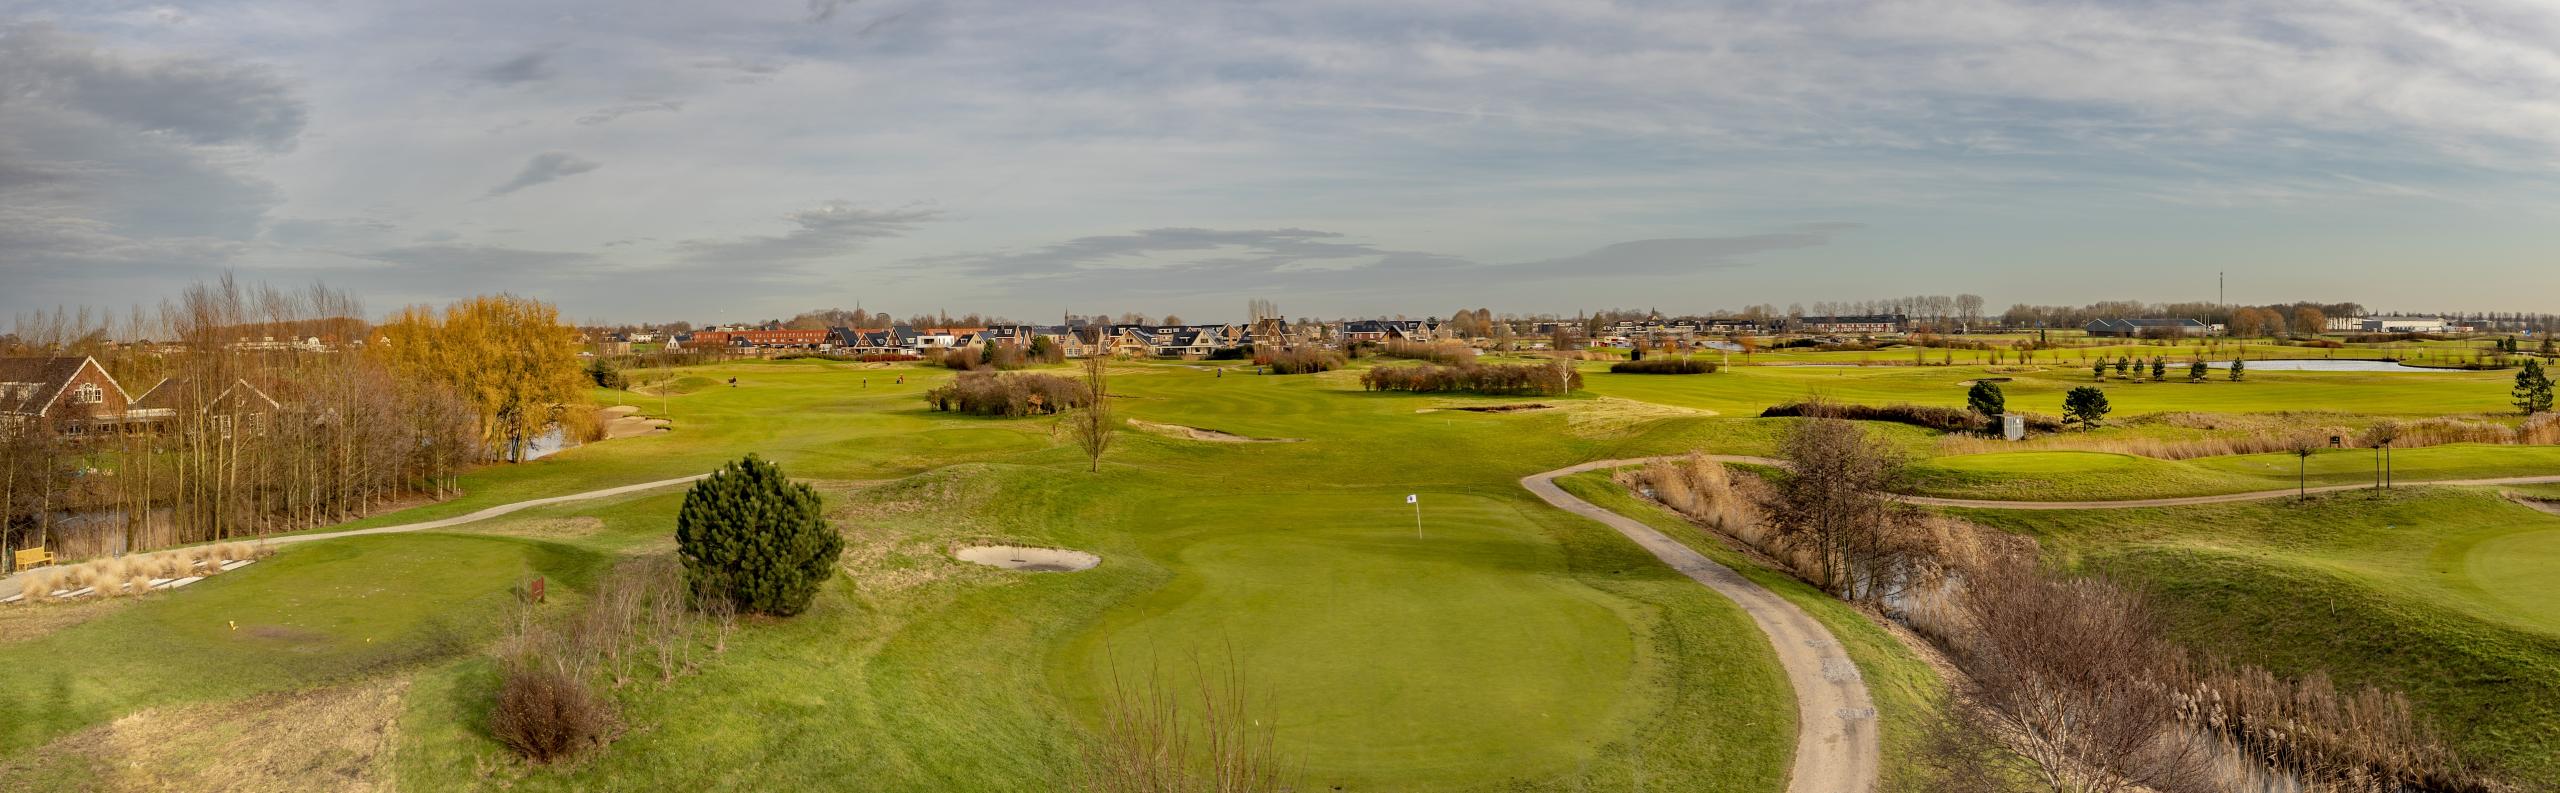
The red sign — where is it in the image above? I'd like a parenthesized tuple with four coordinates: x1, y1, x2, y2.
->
(529, 577, 546, 604)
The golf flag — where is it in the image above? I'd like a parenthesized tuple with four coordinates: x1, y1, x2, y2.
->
(1406, 494, 1418, 504)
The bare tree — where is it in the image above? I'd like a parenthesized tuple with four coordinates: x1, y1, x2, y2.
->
(1072, 356, 1115, 472)
(1756, 412, 1938, 601)
(1941, 559, 2212, 793)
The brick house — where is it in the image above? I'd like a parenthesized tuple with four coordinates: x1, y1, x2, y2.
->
(0, 356, 136, 433)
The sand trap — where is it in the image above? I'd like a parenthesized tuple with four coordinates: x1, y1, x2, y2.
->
(955, 545, 1100, 572)
(1126, 419, 1301, 443)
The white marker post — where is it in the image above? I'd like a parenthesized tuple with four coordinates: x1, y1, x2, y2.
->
(1407, 493, 1421, 539)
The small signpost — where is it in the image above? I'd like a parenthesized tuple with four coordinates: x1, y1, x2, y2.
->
(528, 576, 546, 604)
(1407, 494, 1422, 539)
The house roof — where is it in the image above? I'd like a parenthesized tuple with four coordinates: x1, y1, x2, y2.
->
(0, 356, 110, 416)
(131, 378, 282, 413)
(2086, 318, 2206, 330)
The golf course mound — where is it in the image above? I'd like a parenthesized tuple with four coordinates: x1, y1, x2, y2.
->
(955, 545, 1100, 572)
(1126, 419, 1302, 443)
(1425, 403, 1554, 413)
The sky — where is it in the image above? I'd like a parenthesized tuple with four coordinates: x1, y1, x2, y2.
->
(5, 0, 2560, 325)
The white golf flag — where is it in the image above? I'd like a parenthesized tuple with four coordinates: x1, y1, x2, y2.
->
(1406, 494, 1418, 504)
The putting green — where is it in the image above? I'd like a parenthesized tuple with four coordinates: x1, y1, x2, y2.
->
(1063, 494, 1648, 788)
(2461, 529, 2560, 634)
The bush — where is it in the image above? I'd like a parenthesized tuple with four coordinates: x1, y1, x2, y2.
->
(1257, 347, 1344, 375)
(1758, 400, 2052, 433)
(1358, 361, 1580, 396)
(923, 372, 1091, 416)
(675, 455, 842, 617)
(492, 658, 618, 764)
(584, 358, 628, 390)
(1376, 340, 1476, 366)
(1609, 358, 1717, 374)
(853, 353, 920, 362)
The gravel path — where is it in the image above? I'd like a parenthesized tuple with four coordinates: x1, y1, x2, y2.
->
(1523, 459, 1879, 793)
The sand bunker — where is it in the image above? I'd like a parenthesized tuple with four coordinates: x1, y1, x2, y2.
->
(1126, 419, 1301, 443)
(601, 406, 673, 439)
(955, 545, 1100, 572)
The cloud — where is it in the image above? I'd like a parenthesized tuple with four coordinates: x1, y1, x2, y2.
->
(484, 152, 601, 197)
(575, 100, 684, 126)
(674, 202, 940, 267)
(806, 0, 861, 24)
(921, 224, 1853, 301)
(0, 23, 304, 150)
(0, 24, 298, 297)
(472, 50, 555, 85)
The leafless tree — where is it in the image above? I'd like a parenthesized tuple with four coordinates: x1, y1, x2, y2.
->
(1072, 356, 1115, 472)
(1941, 558, 2213, 793)
(1756, 412, 1939, 601)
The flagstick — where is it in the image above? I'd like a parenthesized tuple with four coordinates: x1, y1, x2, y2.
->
(1414, 500, 1423, 539)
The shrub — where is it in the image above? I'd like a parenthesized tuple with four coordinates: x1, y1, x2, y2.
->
(924, 372, 1091, 416)
(1759, 400, 2062, 434)
(1376, 339, 1476, 365)
(1358, 361, 1580, 396)
(2063, 386, 2111, 428)
(584, 357, 628, 390)
(1609, 358, 1717, 375)
(491, 643, 619, 764)
(1965, 381, 2005, 419)
(1257, 347, 1344, 375)
(676, 455, 842, 617)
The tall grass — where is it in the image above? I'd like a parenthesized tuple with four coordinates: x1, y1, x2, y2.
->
(1935, 412, 2560, 459)
(1615, 455, 2488, 791)
(1374, 340, 1475, 366)
(1081, 652, 1293, 793)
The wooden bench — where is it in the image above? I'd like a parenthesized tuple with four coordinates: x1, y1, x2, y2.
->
(13, 547, 53, 572)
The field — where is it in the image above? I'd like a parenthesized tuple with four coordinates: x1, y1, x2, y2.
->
(6, 344, 2560, 790)
(1954, 489, 2560, 781)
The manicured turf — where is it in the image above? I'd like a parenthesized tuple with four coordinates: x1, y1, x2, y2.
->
(1903, 443, 2560, 501)
(5, 358, 1816, 792)
(1952, 489, 2560, 783)
(1582, 360, 2520, 418)
(0, 532, 591, 756)
(1553, 471, 1948, 793)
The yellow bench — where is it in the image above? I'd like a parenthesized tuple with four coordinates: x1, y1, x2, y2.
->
(13, 547, 53, 572)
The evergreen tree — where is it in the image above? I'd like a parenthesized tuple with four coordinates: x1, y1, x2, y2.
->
(2228, 358, 2247, 382)
(2063, 386, 2111, 428)
(2114, 357, 2131, 376)
(1966, 380, 2006, 419)
(2150, 357, 2166, 381)
(2516, 359, 2554, 415)
(676, 455, 842, 617)
(2188, 360, 2208, 382)
(2091, 359, 2107, 380)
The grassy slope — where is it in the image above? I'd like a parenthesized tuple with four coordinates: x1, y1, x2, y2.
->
(3, 358, 1820, 793)
(0, 532, 596, 760)
(1902, 443, 2560, 501)
(1581, 361, 2516, 418)
(1552, 471, 1946, 793)
(1954, 489, 2560, 786)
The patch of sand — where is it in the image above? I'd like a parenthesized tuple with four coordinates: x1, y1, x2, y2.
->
(0, 676, 409, 792)
(1126, 419, 1302, 443)
(955, 545, 1100, 572)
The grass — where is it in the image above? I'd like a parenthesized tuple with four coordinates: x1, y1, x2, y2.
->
(1903, 443, 2560, 501)
(3, 357, 1824, 792)
(10, 348, 2557, 790)
(1551, 470, 1948, 793)
(1951, 488, 2560, 785)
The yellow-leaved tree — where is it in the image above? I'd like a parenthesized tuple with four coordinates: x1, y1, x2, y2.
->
(375, 295, 587, 462)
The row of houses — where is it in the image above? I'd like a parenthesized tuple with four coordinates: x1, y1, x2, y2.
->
(1, 356, 276, 437)
(668, 318, 1315, 359)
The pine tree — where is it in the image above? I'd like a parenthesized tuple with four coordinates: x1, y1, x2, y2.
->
(2063, 386, 2111, 428)
(2188, 360, 2208, 382)
(1966, 380, 2005, 420)
(676, 455, 842, 617)
(2228, 358, 2246, 382)
(2516, 359, 2554, 415)
(2150, 357, 2166, 381)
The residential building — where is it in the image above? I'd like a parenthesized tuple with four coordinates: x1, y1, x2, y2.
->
(0, 356, 135, 432)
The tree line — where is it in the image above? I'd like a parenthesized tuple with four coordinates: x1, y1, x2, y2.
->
(3, 277, 589, 563)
